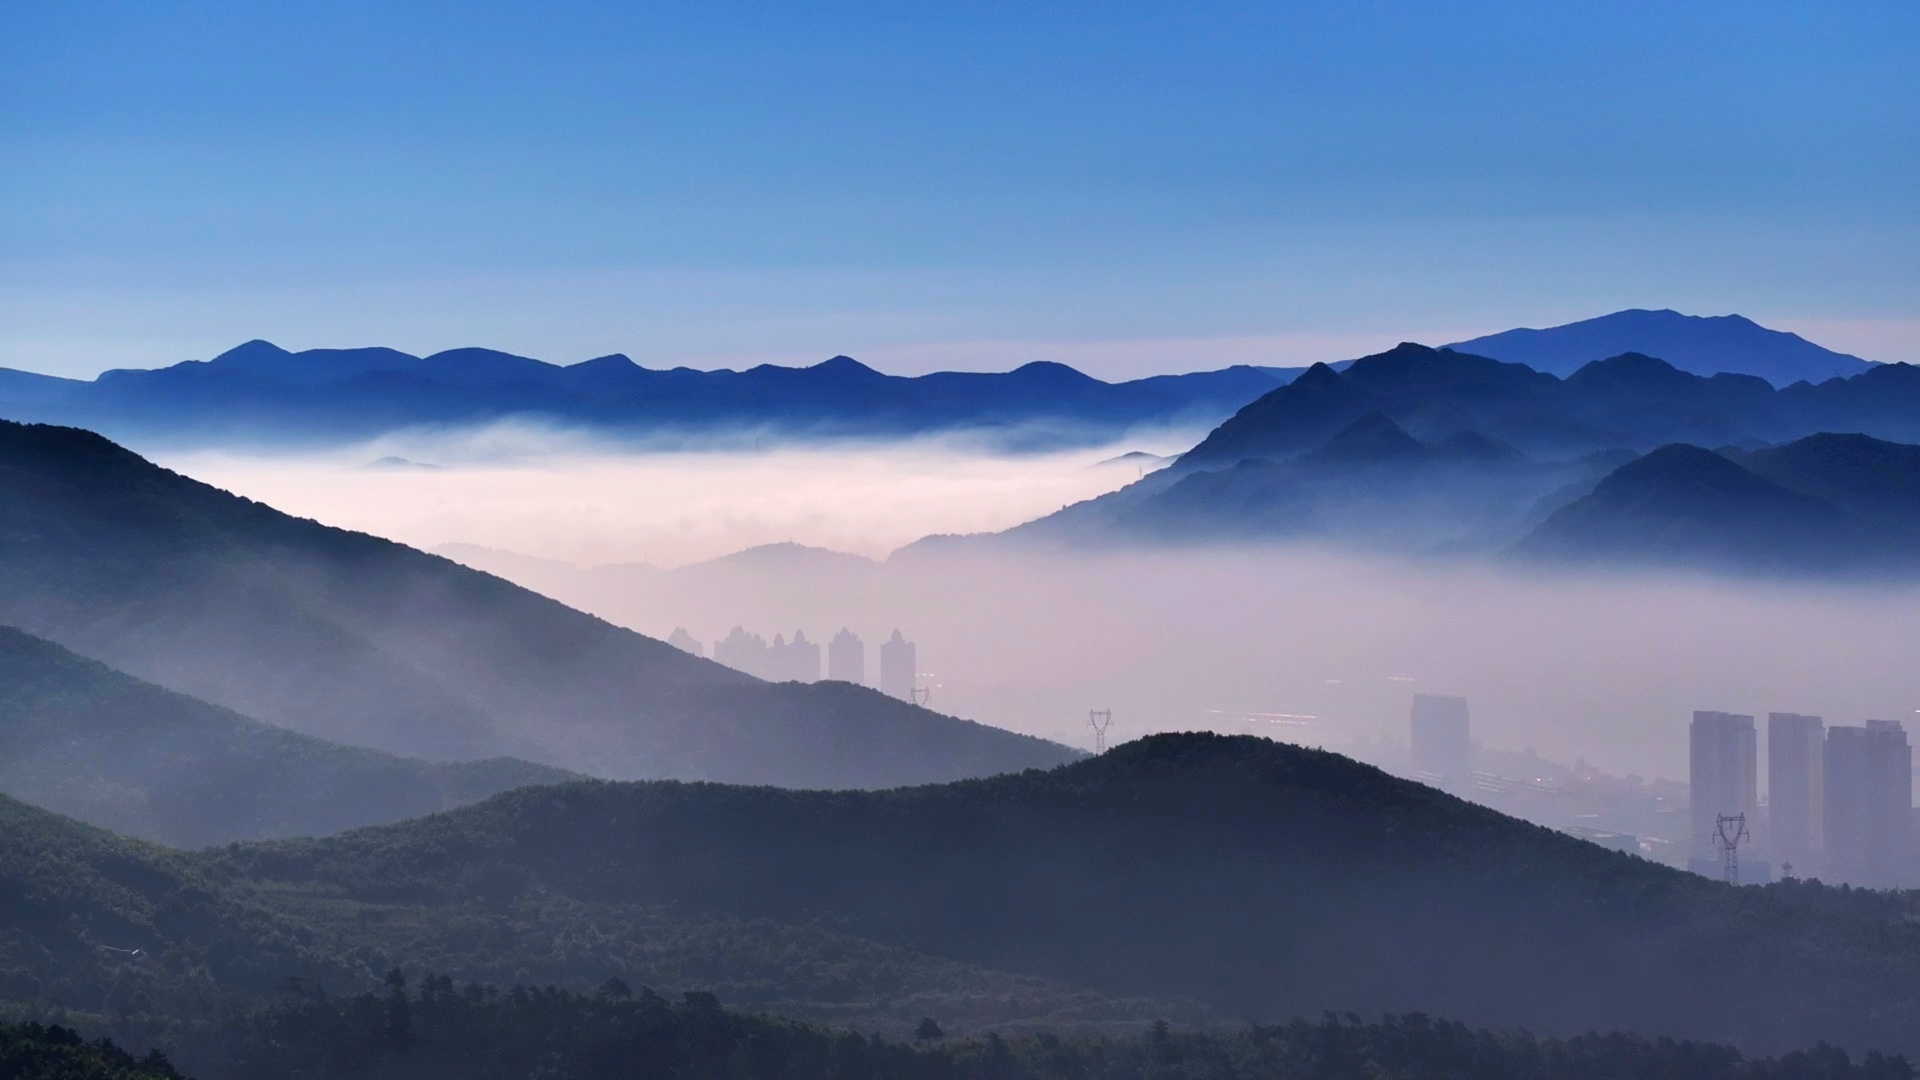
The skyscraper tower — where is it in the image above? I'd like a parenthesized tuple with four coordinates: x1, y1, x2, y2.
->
(1410, 694, 1471, 789)
(1824, 720, 1913, 888)
(666, 627, 704, 657)
(1690, 711, 1758, 861)
(879, 629, 917, 702)
(1767, 712, 1824, 875)
(827, 628, 865, 685)
(784, 630, 822, 682)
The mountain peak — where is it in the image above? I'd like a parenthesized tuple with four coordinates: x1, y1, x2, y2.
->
(1447, 309, 1872, 385)
(209, 339, 293, 365)
(1308, 412, 1427, 464)
(810, 355, 883, 377)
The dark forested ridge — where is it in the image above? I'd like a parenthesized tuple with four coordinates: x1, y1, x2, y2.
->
(206, 733, 1920, 1054)
(3, 730, 1920, 1060)
(0, 626, 579, 846)
(9, 734, 1920, 1056)
(0, 1022, 183, 1080)
(146, 977, 1914, 1080)
(0, 420, 1074, 786)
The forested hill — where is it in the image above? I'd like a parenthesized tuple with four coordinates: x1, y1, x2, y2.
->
(215, 733, 1920, 1055)
(0, 419, 1074, 787)
(9, 736, 1920, 1056)
(0, 625, 579, 847)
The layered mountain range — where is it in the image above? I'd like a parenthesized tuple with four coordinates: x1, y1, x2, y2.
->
(0, 310, 1883, 450)
(994, 343, 1920, 574)
(0, 341, 1298, 449)
(0, 419, 1073, 787)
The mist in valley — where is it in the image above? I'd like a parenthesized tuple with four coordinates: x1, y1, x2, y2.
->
(160, 430, 1920, 789)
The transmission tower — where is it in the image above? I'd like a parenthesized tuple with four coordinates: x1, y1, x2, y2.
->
(1088, 710, 1113, 753)
(911, 686, 932, 707)
(1714, 812, 1750, 885)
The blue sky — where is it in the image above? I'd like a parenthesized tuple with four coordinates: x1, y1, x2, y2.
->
(3, 1, 1914, 378)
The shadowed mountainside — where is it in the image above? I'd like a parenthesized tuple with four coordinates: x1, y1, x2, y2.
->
(0, 626, 581, 847)
(973, 343, 1920, 570)
(0, 420, 1075, 786)
(1176, 343, 1920, 474)
(1519, 439, 1920, 573)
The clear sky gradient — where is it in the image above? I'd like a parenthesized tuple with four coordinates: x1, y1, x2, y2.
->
(3, 1, 1914, 379)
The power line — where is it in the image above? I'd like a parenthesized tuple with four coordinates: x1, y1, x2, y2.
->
(1088, 709, 1113, 754)
(1714, 812, 1750, 885)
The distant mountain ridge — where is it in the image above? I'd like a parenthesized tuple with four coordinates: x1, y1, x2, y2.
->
(1448, 309, 1874, 385)
(0, 311, 1884, 448)
(0, 419, 1076, 787)
(0, 340, 1303, 449)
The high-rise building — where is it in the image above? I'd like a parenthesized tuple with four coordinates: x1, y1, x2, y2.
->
(666, 627, 704, 657)
(1767, 712, 1824, 875)
(782, 630, 821, 682)
(1824, 720, 1912, 888)
(1409, 695, 1471, 788)
(712, 626, 770, 679)
(879, 629, 917, 702)
(827, 628, 865, 684)
(1690, 711, 1758, 861)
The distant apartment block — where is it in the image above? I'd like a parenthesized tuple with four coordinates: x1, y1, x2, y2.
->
(827, 628, 865, 685)
(1824, 720, 1912, 888)
(768, 631, 821, 683)
(713, 626, 770, 679)
(1767, 712, 1824, 875)
(666, 627, 704, 657)
(879, 629, 917, 702)
(1410, 694, 1471, 788)
(1690, 711, 1758, 860)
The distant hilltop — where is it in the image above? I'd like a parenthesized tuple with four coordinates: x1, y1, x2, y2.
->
(0, 310, 1885, 450)
(1447, 309, 1873, 384)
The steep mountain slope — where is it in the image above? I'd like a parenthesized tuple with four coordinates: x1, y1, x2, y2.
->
(0, 792, 327, 1019)
(1004, 411, 1616, 553)
(0, 626, 578, 847)
(0, 420, 1075, 786)
(1515, 444, 1902, 571)
(1450, 309, 1875, 383)
(208, 734, 1920, 1055)
(1745, 433, 1920, 531)
(0, 342, 1300, 449)
(1178, 345, 1920, 476)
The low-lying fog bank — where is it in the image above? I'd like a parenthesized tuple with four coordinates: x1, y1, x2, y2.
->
(160, 433, 1920, 790)
(158, 429, 1180, 567)
(448, 541, 1920, 784)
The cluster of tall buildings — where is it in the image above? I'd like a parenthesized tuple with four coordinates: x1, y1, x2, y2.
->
(667, 626, 921, 701)
(1690, 710, 1913, 888)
